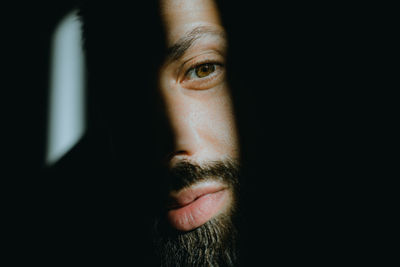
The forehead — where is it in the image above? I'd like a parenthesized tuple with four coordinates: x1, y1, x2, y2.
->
(160, 0, 223, 45)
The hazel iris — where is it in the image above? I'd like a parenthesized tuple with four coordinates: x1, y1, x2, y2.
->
(195, 63, 216, 78)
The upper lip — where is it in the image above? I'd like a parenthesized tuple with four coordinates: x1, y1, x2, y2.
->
(167, 181, 227, 209)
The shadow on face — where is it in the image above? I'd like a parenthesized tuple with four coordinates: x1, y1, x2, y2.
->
(80, 0, 241, 265)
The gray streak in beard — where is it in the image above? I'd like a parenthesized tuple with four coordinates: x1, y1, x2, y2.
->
(154, 214, 237, 267)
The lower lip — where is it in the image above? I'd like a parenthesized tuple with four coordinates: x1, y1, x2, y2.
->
(167, 189, 230, 231)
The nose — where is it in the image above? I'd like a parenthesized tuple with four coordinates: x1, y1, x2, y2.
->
(158, 74, 238, 167)
(167, 106, 217, 166)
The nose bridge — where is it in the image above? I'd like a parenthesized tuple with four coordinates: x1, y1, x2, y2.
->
(168, 101, 203, 158)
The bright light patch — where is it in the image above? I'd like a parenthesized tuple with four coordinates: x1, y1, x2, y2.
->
(46, 10, 86, 166)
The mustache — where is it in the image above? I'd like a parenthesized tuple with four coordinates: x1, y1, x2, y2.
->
(154, 159, 240, 266)
(165, 159, 240, 192)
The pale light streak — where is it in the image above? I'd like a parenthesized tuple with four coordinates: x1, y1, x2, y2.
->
(46, 9, 86, 166)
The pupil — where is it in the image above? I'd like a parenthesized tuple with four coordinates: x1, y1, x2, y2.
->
(196, 64, 214, 77)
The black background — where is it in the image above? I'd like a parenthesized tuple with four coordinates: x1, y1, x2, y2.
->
(4, 1, 370, 265)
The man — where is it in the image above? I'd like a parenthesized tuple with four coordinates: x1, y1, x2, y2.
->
(82, 0, 241, 266)
(153, 1, 240, 266)
(12, 1, 354, 265)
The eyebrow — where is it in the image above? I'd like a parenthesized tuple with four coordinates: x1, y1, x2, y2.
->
(166, 26, 226, 61)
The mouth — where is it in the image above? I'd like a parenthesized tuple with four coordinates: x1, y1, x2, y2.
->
(166, 181, 231, 231)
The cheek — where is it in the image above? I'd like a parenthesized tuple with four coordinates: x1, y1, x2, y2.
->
(193, 91, 239, 154)
(159, 72, 239, 157)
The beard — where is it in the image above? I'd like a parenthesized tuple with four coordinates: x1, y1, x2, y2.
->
(153, 159, 240, 267)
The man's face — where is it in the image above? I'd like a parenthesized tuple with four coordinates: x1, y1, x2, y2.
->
(159, 0, 239, 170)
(155, 0, 240, 265)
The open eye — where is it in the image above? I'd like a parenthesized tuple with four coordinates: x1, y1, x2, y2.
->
(181, 61, 225, 90)
(188, 63, 216, 79)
